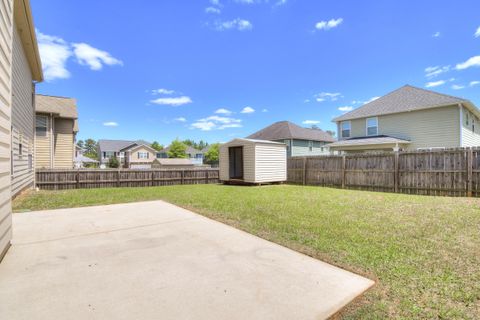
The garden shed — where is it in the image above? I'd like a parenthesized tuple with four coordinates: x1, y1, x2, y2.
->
(219, 138, 287, 184)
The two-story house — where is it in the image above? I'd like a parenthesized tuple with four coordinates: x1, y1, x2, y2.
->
(35, 95, 79, 169)
(97, 139, 157, 168)
(247, 121, 335, 157)
(328, 85, 480, 153)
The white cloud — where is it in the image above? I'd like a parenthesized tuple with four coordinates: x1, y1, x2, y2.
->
(274, 0, 288, 6)
(262, 108, 268, 112)
(215, 108, 232, 115)
(425, 80, 446, 88)
(475, 26, 480, 38)
(36, 31, 72, 81)
(240, 106, 255, 113)
(174, 117, 187, 122)
(315, 18, 343, 31)
(191, 115, 242, 131)
(72, 43, 123, 70)
(451, 84, 465, 90)
(152, 88, 175, 95)
(150, 96, 192, 106)
(210, 0, 221, 5)
(470, 80, 480, 87)
(304, 99, 311, 103)
(205, 7, 221, 14)
(338, 106, 353, 112)
(103, 121, 118, 127)
(425, 65, 450, 78)
(456, 56, 480, 70)
(302, 120, 320, 125)
(214, 19, 253, 31)
(315, 92, 341, 102)
(432, 31, 441, 38)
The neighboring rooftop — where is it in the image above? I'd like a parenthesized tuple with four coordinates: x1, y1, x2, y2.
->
(333, 85, 471, 122)
(157, 158, 194, 166)
(161, 145, 202, 154)
(98, 139, 151, 152)
(328, 135, 411, 148)
(247, 121, 336, 142)
(35, 94, 78, 119)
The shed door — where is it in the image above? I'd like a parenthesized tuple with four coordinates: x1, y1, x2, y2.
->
(229, 146, 243, 179)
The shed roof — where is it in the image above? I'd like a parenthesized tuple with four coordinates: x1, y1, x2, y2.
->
(333, 85, 472, 122)
(247, 121, 335, 142)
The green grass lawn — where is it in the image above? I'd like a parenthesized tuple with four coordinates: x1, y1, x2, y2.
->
(13, 185, 480, 319)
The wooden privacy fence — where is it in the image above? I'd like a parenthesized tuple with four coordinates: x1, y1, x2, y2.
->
(288, 148, 480, 197)
(36, 169, 220, 190)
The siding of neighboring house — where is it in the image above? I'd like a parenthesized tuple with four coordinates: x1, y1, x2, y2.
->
(11, 24, 34, 196)
(254, 143, 286, 183)
(338, 105, 460, 150)
(35, 113, 52, 168)
(288, 139, 330, 157)
(53, 117, 74, 168)
(128, 146, 156, 163)
(0, 0, 13, 260)
(461, 105, 480, 147)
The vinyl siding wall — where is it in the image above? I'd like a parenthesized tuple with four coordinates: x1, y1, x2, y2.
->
(461, 105, 480, 147)
(338, 105, 461, 150)
(53, 118, 74, 168)
(254, 143, 287, 183)
(128, 146, 156, 163)
(34, 113, 51, 168)
(11, 24, 34, 196)
(0, 0, 13, 261)
(289, 139, 330, 157)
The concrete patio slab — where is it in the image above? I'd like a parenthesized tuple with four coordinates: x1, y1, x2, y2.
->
(0, 201, 374, 320)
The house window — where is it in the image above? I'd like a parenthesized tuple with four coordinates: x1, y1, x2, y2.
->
(28, 154, 32, 171)
(118, 152, 125, 158)
(138, 152, 149, 159)
(466, 112, 469, 126)
(35, 115, 47, 136)
(308, 141, 313, 151)
(341, 121, 351, 138)
(19, 143, 22, 156)
(473, 118, 476, 132)
(366, 117, 378, 136)
(104, 151, 114, 159)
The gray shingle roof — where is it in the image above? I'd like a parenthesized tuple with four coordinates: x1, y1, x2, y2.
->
(333, 85, 469, 122)
(328, 135, 411, 148)
(247, 121, 336, 142)
(98, 140, 138, 152)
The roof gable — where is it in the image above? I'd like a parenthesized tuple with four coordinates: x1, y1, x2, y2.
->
(333, 85, 469, 122)
(247, 121, 335, 142)
(35, 95, 78, 118)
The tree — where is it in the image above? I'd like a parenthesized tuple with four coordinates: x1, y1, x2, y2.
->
(310, 125, 320, 130)
(326, 130, 336, 138)
(151, 141, 163, 151)
(77, 140, 84, 149)
(84, 139, 98, 159)
(107, 156, 120, 168)
(182, 139, 208, 150)
(204, 143, 220, 164)
(167, 139, 187, 158)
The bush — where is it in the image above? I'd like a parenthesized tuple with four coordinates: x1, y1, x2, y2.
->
(108, 156, 120, 168)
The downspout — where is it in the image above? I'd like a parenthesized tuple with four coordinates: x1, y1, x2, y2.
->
(50, 113, 54, 168)
(459, 104, 463, 147)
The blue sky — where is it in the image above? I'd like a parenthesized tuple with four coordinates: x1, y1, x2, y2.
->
(33, 0, 480, 144)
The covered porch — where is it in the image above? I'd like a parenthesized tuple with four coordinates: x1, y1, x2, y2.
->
(328, 135, 411, 153)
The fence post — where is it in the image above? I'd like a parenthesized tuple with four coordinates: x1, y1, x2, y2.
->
(302, 157, 307, 185)
(117, 170, 120, 188)
(181, 170, 184, 185)
(76, 170, 80, 189)
(151, 170, 155, 187)
(341, 155, 346, 189)
(467, 148, 473, 197)
(205, 170, 209, 184)
(394, 151, 399, 193)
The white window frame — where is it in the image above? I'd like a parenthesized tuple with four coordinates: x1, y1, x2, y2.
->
(341, 121, 351, 138)
(35, 115, 48, 136)
(138, 152, 149, 159)
(366, 117, 378, 136)
(308, 140, 313, 151)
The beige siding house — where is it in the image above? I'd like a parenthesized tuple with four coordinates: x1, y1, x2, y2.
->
(125, 144, 157, 169)
(219, 138, 287, 184)
(1, 0, 43, 261)
(35, 95, 78, 169)
(329, 85, 480, 153)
